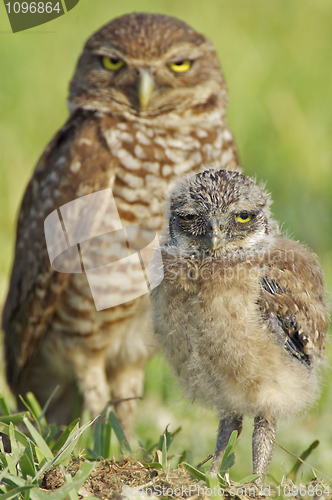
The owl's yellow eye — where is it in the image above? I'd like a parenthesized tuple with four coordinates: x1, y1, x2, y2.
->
(169, 60, 192, 73)
(236, 212, 253, 223)
(102, 56, 125, 71)
(181, 213, 198, 221)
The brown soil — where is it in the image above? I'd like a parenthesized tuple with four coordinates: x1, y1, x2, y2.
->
(41, 458, 209, 499)
(41, 459, 328, 499)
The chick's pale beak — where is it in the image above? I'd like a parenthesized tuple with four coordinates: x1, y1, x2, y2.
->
(206, 234, 227, 250)
(201, 219, 227, 250)
(137, 70, 155, 111)
(210, 235, 225, 249)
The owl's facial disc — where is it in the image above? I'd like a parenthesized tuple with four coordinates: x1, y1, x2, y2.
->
(70, 36, 224, 116)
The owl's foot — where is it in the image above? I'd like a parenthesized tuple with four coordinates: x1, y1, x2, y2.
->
(252, 415, 277, 486)
(110, 360, 146, 441)
(78, 362, 109, 419)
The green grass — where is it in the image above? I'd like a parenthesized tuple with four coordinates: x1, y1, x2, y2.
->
(0, 391, 330, 499)
(0, 0, 332, 494)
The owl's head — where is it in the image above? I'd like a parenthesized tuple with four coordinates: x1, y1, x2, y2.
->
(167, 169, 275, 255)
(69, 13, 227, 117)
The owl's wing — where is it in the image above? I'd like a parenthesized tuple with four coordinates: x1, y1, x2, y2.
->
(2, 109, 116, 389)
(258, 239, 328, 366)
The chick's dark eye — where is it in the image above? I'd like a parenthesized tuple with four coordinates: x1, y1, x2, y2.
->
(181, 214, 198, 221)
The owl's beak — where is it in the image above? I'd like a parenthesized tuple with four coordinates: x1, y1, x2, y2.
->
(210, 235, 227, 250)
(137, 70, 155, 111)
(201, 219, 227, 250)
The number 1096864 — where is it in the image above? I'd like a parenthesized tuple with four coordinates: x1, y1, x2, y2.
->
(5, 2, 61, 14)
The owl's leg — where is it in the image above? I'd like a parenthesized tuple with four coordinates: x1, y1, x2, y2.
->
(110, 359, 146, 441)
(72, 352, 109, 419)
(80, 367, 109, 418)
(252, 415, 277, 486)
(210, 415, 243, 475)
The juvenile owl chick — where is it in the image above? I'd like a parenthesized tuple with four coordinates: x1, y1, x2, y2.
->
(151, 169, 329, 484)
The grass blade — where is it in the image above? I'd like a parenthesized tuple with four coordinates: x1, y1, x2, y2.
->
(23, 416, 54, 461)
(161, 432, 167, 470)
(1, 473, 46, 500)
(51, 419, 80, 453)
(9, 421, 23, 462)
(182, 462, 207, 481)
(0, 422, 31, 448)
(38, 386, 59, 425)
(0, 412, 31, 425)
(62, 470, 79, 500)
(218, 431, 238, 474)
(222, 430, 238, 461)
(34, 419, 95, 480)
(220, 452, 235, 474)
(0, 456, 20, 480)
(237, 474, 260, 484)
(108, 411, 131, 453)
(0, 485, 43, 500)
(178, 449, 193, 466)
(206, 473, 223, 499)
(154, 449, 162, 465)
(0, 395, 10, 416)
(287, 440, 319, 481)
(19, 395, 39, 426)
(103, 416, 112, 459)
(93, 417, 102, 457)
(141, 462, 163, 469)
(25, 393, 47, 427)
(157, 425, 171, 452)
(19, 450, 37, 478)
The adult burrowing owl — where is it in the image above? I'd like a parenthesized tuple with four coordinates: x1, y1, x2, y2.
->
(2, 14, 238, 436)
(151, 169, 329, 484)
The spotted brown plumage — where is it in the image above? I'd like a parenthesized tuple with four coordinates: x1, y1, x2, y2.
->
(2, 13, 238, 436)
(151, 168, 329, 484)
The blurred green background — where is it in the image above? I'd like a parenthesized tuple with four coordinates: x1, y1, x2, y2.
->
(0, 0, 331, 484)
